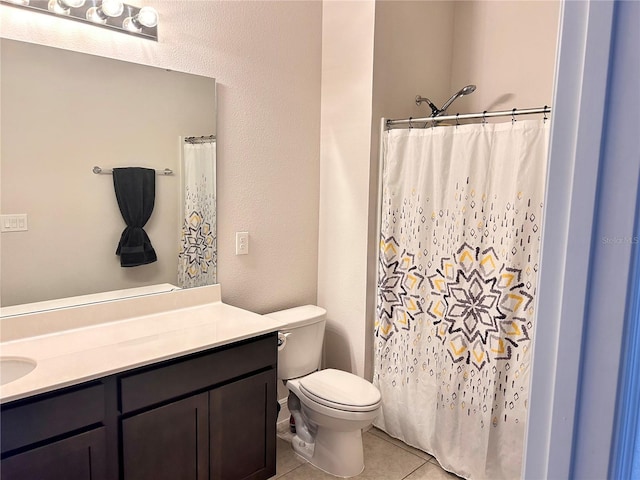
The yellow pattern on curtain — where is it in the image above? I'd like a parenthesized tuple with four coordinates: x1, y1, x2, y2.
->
(374, 120, 549, 480)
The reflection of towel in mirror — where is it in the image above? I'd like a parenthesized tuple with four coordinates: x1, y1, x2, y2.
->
(113, 167, 157, 267)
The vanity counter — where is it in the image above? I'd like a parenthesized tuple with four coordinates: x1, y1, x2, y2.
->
(0, 285, 285, 404)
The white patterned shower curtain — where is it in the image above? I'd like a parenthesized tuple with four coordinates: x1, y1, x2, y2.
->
(178, 141, 217, 288)
(374, 120, 549, 479)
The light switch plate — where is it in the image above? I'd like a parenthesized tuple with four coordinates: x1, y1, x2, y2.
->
(1, 214, 28, 232)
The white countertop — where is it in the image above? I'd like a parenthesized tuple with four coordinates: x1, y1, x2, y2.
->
(0, 285, 286, 404)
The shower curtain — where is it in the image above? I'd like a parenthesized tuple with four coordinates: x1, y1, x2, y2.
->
(374, 120, 549, 479)
(178, 141, 216, 288)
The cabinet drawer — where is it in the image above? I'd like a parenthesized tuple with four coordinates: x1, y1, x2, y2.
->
(1, 382, 105, 454)
(120, 333, 277, 413)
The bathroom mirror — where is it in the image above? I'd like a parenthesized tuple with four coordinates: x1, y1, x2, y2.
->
(0, 39, 217, 310)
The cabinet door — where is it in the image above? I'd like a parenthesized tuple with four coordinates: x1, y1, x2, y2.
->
(122, 393, 208, 480)
(210, 369, 277, 480)
(0, 427, 106, 480)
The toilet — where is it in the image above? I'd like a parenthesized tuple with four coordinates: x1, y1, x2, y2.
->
(265, 305, 381, 478)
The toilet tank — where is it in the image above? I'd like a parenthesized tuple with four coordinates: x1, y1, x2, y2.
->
(264, 305, 326, 380)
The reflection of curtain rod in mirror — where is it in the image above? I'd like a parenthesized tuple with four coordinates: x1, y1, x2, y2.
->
(0, 0, 159, 41)
(184, 135, 216, 144)
(93, 166, 173, 176)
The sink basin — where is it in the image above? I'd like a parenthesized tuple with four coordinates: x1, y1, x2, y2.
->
(1, 357, 37, 385)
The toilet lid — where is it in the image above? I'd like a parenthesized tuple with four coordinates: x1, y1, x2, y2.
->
(298, 369, 381, 412)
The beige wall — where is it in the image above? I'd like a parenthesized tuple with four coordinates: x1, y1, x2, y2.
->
(318, 0, 376, 377)
(0, 0, 560, 381)
(0, 0, 322, 313)
(317, 0, 457, 377)
(366, 0, 457, 377)
(449, 0, 560, 114)
(319, 0, 559, 379)
(372, 1, 456, 122)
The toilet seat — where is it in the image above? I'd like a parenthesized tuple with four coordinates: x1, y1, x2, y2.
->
(298, 369, 381, 412)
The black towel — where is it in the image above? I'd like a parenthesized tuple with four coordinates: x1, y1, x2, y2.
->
(113, 167, 158, 267)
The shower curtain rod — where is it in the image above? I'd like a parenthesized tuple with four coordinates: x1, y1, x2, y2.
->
(385, 105, 551, 129)
(92, 166, 174, 176)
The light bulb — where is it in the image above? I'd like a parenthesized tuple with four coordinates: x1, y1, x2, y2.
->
(101, 0, 124, 17)
(63, 0, 85, 7)
(123, 6, 158, 32)
(137, 6, 158, 27)
(86, 0, 124, 24)
(47, 0, 68, 14)
(47, 0, 85, 14)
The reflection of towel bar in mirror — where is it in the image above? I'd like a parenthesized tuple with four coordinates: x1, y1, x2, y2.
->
(92, 166, 174, 176)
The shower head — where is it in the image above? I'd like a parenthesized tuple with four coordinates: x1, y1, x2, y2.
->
(439, 84, 476, 115)
(415, 95, 440, 116)
(416, 85, 477, 117)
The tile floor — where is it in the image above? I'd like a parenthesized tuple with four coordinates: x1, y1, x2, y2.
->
(270, 424, 463, 480)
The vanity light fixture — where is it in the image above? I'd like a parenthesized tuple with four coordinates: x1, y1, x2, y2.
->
(0, 0, 159, 41)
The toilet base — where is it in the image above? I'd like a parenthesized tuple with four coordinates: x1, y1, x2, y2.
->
(292, 427, 365, 478)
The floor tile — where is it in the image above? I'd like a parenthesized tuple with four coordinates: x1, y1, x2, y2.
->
(277, 431, 426, 480)
(270, 436, 306, 479)
(368, 427, 434, 462)
(403, 461, 463, 480)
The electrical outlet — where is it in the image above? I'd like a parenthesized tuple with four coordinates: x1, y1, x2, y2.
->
(235, 231, 249, 255)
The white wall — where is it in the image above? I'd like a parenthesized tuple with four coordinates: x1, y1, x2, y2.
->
(0, 0, 322, 313)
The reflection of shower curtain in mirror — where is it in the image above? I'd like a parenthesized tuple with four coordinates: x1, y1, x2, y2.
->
(374, 121, 549, 479)
(178, 141, 216, 288)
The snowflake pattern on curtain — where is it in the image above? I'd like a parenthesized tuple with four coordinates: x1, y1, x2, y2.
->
(376, 181, 541, 424)
(179, 211, 216, 281)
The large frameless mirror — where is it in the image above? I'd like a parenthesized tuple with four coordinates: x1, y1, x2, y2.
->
(0, 39, 217, 314)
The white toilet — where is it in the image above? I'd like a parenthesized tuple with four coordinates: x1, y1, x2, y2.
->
(266, 305, 381, 478)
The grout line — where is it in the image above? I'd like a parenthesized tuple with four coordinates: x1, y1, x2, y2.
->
(400, 461, 428, 480)
(367, 429, 470, 479)
(365, 430, 430, 478)
(369, 428, 433, 462)
(274, 462, 304, 480)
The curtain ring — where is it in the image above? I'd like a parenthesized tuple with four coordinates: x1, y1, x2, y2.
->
(482, 111, 487, 125)
(409, 117, 413, 129)
(456, 113, 460, 128)
(543, 105, 548, 123)
(512, 108, 517, 125)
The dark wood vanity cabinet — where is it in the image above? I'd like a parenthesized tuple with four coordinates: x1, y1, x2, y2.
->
(210, 369, 276, 480)
(1, 428, 107, 480)
(1, 333, 278, 480)
(122, 393, 209, 480)
(0, 382, 108, 480)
